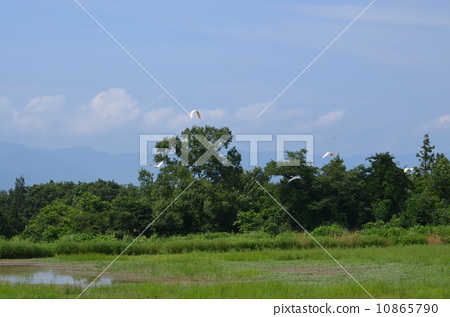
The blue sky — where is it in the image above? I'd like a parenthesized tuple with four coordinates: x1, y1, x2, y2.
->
(1, 0, 450, 163)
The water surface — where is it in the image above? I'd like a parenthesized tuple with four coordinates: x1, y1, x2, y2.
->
(0, 265, 117, 287)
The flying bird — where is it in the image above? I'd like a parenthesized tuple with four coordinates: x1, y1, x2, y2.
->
(189, 110, 201, 120)
(403, 167, 414, 173)
(148, 161, 164, 168)
(322, 152, 335, 159)
(288, 175, 302, 183)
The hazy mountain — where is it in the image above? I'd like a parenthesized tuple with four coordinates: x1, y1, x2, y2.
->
(238, 151, 422, 171)
(0, 142, 142, 190)
(1, 141, 443, 190)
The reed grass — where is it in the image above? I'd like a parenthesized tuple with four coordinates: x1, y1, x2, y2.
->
(0, 226, 448, 259)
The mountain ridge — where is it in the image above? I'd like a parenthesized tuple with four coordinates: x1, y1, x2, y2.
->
(1, 141, 443, 190)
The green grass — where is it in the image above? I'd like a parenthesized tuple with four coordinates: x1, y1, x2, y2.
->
(1, 226, 449, 259)
(0, 240, 53, 259)
(0, 245, 448, 299)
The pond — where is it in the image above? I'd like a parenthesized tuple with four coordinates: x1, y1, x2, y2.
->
(0, 263, 119, 287)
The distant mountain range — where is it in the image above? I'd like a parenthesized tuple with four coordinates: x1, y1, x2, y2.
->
(0, 142, 140, 190)
(0, 141, 433, 191)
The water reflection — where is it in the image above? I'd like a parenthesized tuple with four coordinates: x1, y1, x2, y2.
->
(0, 266, 116, 287)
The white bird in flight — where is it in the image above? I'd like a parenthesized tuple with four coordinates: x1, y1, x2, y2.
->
(288, 175, 302, 183)
(403, 167, 414, 173)
(148, 161, 164, 168)
(322, 152, 336, 159)
(189, 110, 201, 120)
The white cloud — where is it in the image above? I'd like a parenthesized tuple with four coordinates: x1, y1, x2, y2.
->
(74, 88, 140, 134)
(1, 90, 142, 137)
(290, 109, 346, 133)
(141, 106, 228, 132)
(438, 114, 450, 125)
(202, 108, 227, 120)
(234, 102, 344, 130)
(418, 114, 450, 132)
(24, 95, 65, 113)
(234, 102, 269, 121)
(141, 106, 177, 129)
(232, 102, 315, 134)
(10, 95, 65, 134)
(316, 109, 345, 126)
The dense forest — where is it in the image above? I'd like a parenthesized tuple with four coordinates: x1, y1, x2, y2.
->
(0, 126, 449, 242)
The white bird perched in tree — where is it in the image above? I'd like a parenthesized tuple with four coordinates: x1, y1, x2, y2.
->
(288, 175, 302, 183)
(322, 152, 335, 159)
(189, 110, 201, 120)
(403, 167, 414, 173)
(148, 161, 164, 168)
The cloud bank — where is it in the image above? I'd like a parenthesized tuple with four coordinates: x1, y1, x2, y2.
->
(74, 88, 140, 134)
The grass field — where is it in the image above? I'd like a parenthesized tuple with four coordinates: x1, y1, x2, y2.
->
(0, 244, 448, 299)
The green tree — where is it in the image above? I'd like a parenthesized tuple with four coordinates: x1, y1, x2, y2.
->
(0, 190, 13, 238)
(108, 194, 153, 237)
(150, 165, 198, 235)
(233, 167, 280, 233)
(405, 187, 445, 225)
(22, 200, 75, 242)
(366, 152, 412, 222)
(430, 154, 450, 203)
(26, 181, 76, 220)
(8, 177, 28, 235)
(69, 192, 111, 235)
(154, 125, 242, 183)
(150, 126, 244, 235)
(404, 153, 450, 226)
(308, 157, 370, 229)
(265, 150, 320, 230)
(416, 133, 435, 177)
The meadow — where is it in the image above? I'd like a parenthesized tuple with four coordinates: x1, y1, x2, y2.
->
(0, 227, 449, 299)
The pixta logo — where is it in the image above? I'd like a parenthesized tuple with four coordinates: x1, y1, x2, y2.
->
(140, 134, 314, 167)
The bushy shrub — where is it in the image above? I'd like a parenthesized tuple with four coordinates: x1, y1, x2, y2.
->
(0, 240, 53, 259)
(311, 224, 347, 237)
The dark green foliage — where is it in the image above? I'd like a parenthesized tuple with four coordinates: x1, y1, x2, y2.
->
(365, 153, 412, 222)
(430, 154, 450, 203)
(311, 224, 347, 237)
(8, 177, 28, 235)
(416, 133, 435, 177)
(264, 149, 320, 230)
(21, 200, 75, 242)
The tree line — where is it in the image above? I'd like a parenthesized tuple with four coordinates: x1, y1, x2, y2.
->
(0, 126, 449, 242)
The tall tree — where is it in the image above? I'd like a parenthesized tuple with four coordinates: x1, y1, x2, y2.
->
(309, 157, 370, 229)
(416, 133, 435, 177)
(430, 154, 450, 203)
(0, 190, 12, 238)
(8, 177, 28, 235)
(265, 149, 320, 230)
(150, 126, 244, 235)
(366, 152, 412, 222)
(154, 125, 242, 183)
